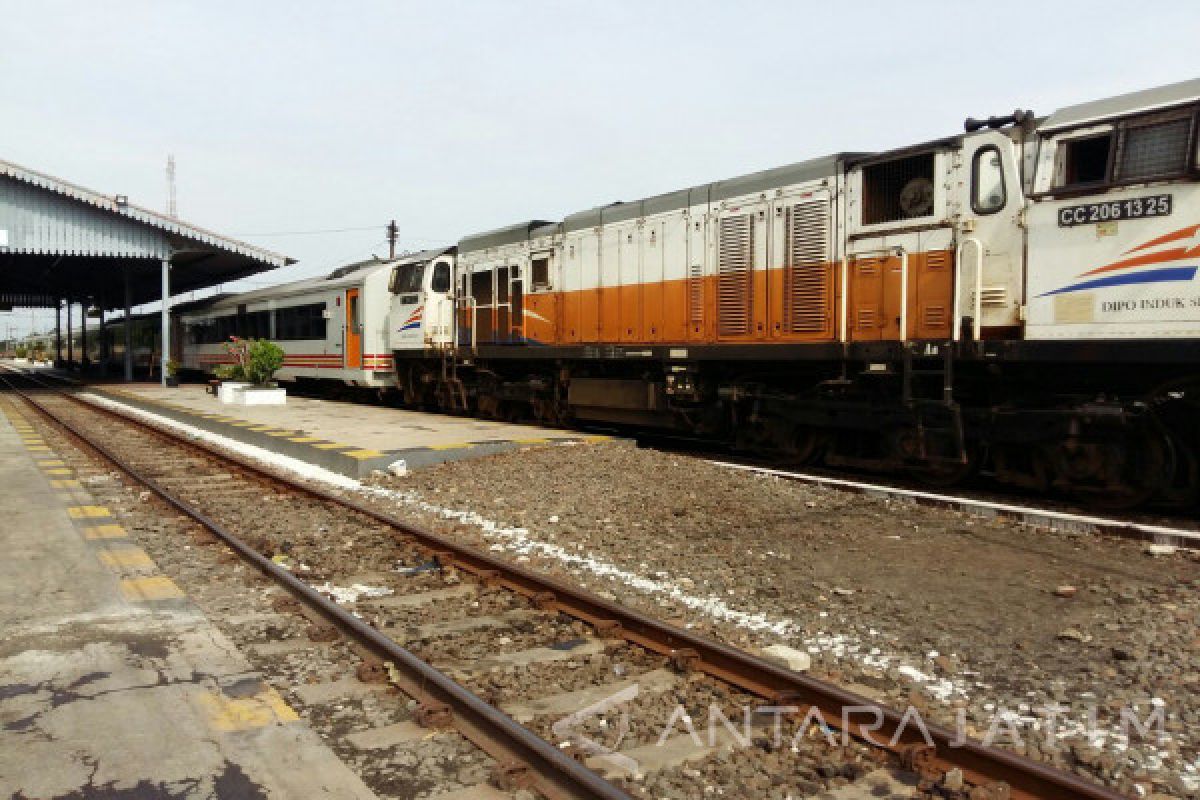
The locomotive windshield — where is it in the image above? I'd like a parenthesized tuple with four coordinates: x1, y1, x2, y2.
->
(389, 261, 427, 294)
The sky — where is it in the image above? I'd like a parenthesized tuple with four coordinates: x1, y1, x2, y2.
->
(2, 0, 1198, 335)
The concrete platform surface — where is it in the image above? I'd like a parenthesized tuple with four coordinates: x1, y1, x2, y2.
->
(92, 383, 609, 478)
(0, 399, 379, 799)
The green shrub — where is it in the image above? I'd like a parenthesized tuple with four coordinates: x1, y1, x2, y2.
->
(246, 340, 285, 385)
(213, 363, 246, 381)
(215, 338, 284, 385)
(15, 345, 27, 359)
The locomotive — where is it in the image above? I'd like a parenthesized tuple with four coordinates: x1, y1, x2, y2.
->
(182, 78, 1200, 508)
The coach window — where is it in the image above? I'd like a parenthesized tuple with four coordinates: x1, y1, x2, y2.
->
(971, 146, 1006, 214)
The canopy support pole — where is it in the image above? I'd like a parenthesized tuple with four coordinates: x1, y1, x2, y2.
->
(123, 267, 133, 382)
(160, 258, 170, 387)
(80, 299, 87, 370)
(54, 301, 62, 365)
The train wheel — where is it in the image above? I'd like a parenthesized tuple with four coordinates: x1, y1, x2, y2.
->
(1061, 430, 1168, 511)
(782, 425, 826, 466)
(911, 446, 977, 488)
(1146, 378, 1200, 508)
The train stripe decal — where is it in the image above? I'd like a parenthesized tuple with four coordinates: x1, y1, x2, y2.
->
(399, 306, 424, 332)
(1039, 266, 1198, 297)
(1040, 221, 1200, 296)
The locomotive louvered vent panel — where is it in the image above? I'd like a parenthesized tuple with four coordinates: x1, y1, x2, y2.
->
(688, 262, 704, 324)
(718, 214, 754, 335)
(926, 250, 951, 271)
(856, 308, 876, 329)
(785, 201, 830, 333)
(980, 286, 1008, 306)
(923, 306, 947, 328)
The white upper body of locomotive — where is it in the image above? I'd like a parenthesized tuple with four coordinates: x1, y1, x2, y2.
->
(388, 249, 456, 352)
(1023, 80, 1200, 340)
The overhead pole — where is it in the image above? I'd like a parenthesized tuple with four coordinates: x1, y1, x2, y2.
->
(66, 299, 73, 367)
(387, 219, 398, 260)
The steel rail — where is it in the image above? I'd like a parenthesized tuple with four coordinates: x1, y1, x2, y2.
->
(708, 459, 1200, 550)
(3, 379, 632, 800)
(5, 373, 1128, 800)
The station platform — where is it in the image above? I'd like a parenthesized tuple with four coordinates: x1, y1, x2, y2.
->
(0, 400, 378, 799)
(88, 382, 610, 478)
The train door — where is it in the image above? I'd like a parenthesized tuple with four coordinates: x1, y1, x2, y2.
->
(510, 266, 525, 342)
(345, 288, 362, 368)
(496, 266, 511, 343)
(953, 131, 1025, 339)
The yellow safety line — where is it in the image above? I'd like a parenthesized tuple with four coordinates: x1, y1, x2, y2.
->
(83, 524, 128, 540)
(119, 575, 185, 602)
(68, 506, 112, 519)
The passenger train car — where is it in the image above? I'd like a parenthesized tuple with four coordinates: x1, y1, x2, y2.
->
(179, 253, 450, 388)
(183, 78, 1200, 508)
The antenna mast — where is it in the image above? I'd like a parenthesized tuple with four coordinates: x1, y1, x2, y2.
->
(166, 155, 178, 218)
(387, 219, 398, 259)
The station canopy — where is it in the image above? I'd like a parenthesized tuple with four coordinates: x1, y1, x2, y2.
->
(0, 158, 293, 309)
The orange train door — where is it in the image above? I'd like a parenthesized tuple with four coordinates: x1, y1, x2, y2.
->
(345, 288, 362, 368)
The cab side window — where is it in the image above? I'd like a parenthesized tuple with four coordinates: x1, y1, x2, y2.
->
(1053, 106, 1196, 190)
(971, 146, 1006, 214)
(1115, 112, 1194, 181)
(431, 262, 451, 293)
(1060, 134, 1111, 188)
(531, 255, 551, 290)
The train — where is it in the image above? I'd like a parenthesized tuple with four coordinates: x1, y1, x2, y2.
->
(13, 298, 223, 377)
(179, 77, 1200, 509)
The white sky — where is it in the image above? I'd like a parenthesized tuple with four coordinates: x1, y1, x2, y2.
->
(2, 0, 1198, 335)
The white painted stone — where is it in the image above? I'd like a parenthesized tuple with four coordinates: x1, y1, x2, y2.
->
(1144, 543, 1178, 556)
(217, 381, 250, 403)
(235, 387, 286, 406)
(386, 459, 407, 477)
(760, 644, 812, 672)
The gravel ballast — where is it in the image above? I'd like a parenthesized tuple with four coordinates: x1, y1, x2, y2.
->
(361, 439, 1200, 797)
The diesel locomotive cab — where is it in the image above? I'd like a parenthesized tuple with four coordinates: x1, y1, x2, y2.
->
(388, 250, 456, 353)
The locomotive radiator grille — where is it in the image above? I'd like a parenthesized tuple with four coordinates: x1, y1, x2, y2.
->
(785, 200, 831, 333)
(718, 214, 754, 335)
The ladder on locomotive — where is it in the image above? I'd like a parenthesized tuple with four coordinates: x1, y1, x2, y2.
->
(901, 342, 967, 467)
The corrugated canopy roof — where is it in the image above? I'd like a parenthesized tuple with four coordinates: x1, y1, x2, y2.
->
(0, 157, 294, 309)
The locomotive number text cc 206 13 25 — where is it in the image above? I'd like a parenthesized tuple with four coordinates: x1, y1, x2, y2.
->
(1058, 194, 1172, 227)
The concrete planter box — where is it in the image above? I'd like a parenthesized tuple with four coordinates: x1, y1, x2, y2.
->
(217, 382, 250, 404)
(235, 387, 286, 406)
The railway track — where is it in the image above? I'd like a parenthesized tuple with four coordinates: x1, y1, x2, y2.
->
(705, 461, 1200, 551)
(0, 367, 1128, 800)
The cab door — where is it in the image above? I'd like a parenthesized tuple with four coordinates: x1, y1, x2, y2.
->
(954, 131, 1025, 338)
(345, 288, 362, 368)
